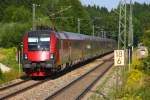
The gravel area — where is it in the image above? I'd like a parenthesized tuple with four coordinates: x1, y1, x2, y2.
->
(49, 61, 113, 100)
(83, 64, 123, 100)
(0, 80, 41, 99)
(7, 53, 113, 100)
(0, 78, 27, 89)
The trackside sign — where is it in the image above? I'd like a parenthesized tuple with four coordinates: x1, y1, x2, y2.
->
(114, 50, 125, 66)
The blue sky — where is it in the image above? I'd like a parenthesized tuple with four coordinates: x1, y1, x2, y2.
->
(81, 0, 150, 11)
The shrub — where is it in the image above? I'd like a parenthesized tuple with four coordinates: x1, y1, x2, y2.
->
(0, 48, 19, 70)
(0, 70, 20, 84)
(0, 48, 23, 84)
(142, 58, 150, 75)
(126, 69, 143, 91)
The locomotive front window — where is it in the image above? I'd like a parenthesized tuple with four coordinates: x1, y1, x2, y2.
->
(28, 32, 50, 51)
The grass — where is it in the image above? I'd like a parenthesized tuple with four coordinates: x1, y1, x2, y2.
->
(0, 47, 23, 84)
(0, 70, 21, 84)
(112, 51, 150, 100)
(0, 47, 18, 69)
(115, 52, 150, 100)
(89, 50, 150, 100)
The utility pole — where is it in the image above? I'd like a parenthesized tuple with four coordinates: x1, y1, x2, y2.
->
(128, 0, 133, 71)
(101, 28, 104, 38)
(32, 4, 36, 31)
(94, 26, 101, 37)
(129, 0, 133, 47)
(48, 6, 72, 30)
(32, 4, 40, 31)
(104, 31, 106, 38)
(93, 17, 101, 37)
(92, 24, 94, 37)
(92, 18, 95, 37)
(116, 0, 127, 99)
(118, 0, 127, 50)
(77, 17, 99, 35)
(78, 18, 80, 33)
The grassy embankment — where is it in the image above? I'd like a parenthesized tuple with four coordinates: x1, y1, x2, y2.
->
(117, 53, 150, 100)
(0, 48, 22, 84)
(0, 22, 30, 84)
(89, 51, 150, 100)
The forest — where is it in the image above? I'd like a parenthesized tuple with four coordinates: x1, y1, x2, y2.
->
(0, 1, 150, 98)
(0, 0, 150, 47)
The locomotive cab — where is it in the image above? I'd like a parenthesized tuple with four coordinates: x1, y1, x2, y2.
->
(23, 30, 56, 76)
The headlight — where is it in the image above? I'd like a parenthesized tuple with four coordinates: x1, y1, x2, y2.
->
(24, 54, 28, 60)
(50, 54, 54, 59)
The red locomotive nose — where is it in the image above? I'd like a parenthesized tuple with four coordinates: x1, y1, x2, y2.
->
(28, 51, 50, 62)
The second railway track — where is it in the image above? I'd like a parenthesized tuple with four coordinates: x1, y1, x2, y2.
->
(0, 53, 114, 100)
(45, 57, 114, 100)
(0, 79, 49, 99)
(0, 79, 29, 91)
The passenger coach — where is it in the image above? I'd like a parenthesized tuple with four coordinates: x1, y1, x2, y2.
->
(22, 30, 116, 76)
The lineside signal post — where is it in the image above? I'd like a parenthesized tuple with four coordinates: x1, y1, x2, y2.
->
(114, 50, 125, 99)
(114, 50, 125, 66)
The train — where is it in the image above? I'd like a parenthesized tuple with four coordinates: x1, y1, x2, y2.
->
(22, 30, 116, 77)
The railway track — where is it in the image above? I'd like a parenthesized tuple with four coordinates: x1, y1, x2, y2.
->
(0, 79, 49, 99)
(0, 78, 30, 91)
(0, 53, 113, 100)
(45, 57, 114, 100)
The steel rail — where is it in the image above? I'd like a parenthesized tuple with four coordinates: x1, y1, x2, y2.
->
(0, 80, 29, 91)
(76, 62, 113, 100)
(0, 79, 49, 100)
(45, 58, 113, 100)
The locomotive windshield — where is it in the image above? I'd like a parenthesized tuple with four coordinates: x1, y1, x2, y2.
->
(28, 31, 50, 51)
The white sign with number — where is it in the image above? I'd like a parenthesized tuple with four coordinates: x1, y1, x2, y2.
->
(114, 50, 125, 66)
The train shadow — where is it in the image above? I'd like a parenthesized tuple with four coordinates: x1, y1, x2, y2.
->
(50, 60, 91, 79)
(50, 52, 111, 79)
(20, 52, 112, 81)
(20, 75, 51, 81)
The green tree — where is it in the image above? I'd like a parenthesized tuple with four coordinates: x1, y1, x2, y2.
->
(3, 5, 31, 22)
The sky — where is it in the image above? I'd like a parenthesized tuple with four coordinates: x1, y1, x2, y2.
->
(81, 0, 150, 11)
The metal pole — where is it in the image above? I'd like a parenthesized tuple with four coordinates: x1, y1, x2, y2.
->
(118, 2, 121, 49)
(124, 0, 127, 51)
(101, 29, 103, 38)
(92, 24, 94, 37)
(117, 0, 127, 98)
(32, 4, 40, 31)
(104, 31, 106, 38)
(78, 18, 80, 33)
(32, 4, 36, 31)
(130, 0, 133, 47)
(128, 0, 133, 72)
(128, 47, 131, 71)
(18, 50, 21, 76)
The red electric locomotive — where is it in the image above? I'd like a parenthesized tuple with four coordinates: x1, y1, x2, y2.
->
(22, 30, 116, 77)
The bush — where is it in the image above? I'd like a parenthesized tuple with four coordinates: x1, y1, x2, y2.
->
(142, 31, 150, 74)
(125, 69, 143, 91)
(0, 70, 20, 84)
(0, 48, 23, 84)
(138, 56, 150, 75)
(0, 48, 19, 70)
